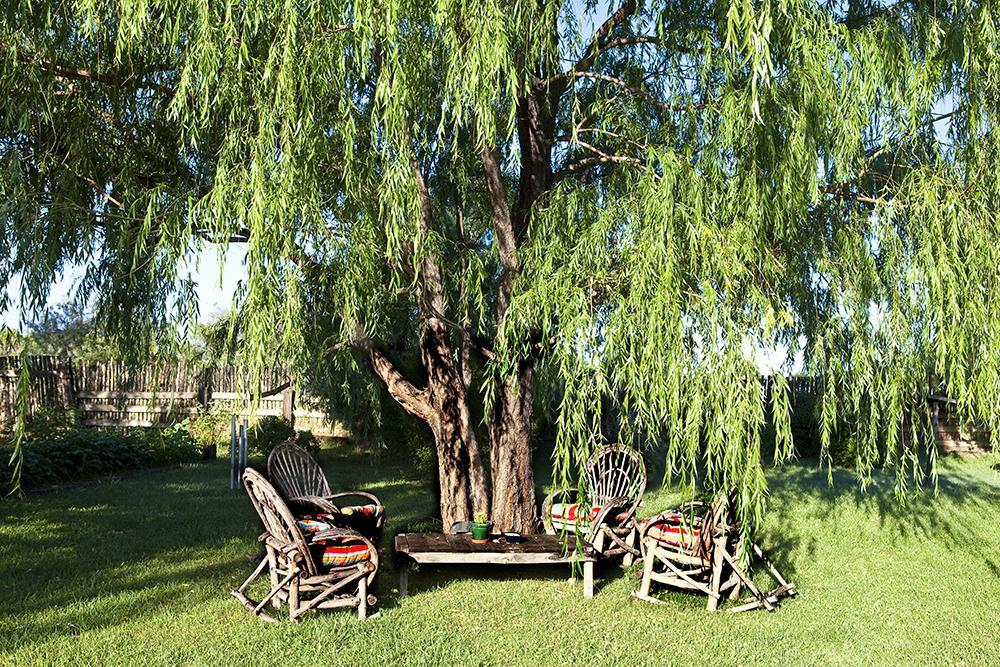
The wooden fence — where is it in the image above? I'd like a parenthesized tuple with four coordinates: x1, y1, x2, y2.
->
(0, 356, 347, 437)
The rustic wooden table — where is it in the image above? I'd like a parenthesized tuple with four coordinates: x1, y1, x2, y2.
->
(395, 532, 597, 598)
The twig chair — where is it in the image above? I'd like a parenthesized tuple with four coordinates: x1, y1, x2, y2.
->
(542, 444, 646, 564)
(633, 490, 796, 612)
(267, 441, 385, 543)
(232, 468, 378, 622)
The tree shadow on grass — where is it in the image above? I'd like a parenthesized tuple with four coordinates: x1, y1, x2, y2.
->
(0, 464, 255, 649)
(764, 458, 1000, 576)
(0, 457, 436, 650)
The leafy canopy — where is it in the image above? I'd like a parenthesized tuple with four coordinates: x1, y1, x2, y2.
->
(3, 0, 1000, 523)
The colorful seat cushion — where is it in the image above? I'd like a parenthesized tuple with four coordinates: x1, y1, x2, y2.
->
(339, 503, 383, 520)
(641, 511, 702, 548)
(314, 539, 372, 568)
(296, 514, 372, 568)
(295, 503, 382, 537)
(549, 502, 632, 527)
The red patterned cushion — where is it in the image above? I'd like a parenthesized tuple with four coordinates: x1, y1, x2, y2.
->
(297, 515, 337, 533)
(549, 503, 632, 525)
(642, 511, 702, 548)
(316, 539, 371, 567)
(339, 503, 382, 519)
(296, 515, 372, 568)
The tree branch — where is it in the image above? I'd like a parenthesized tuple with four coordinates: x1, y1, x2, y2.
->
(11, 46, 175, 97)
(567, 71, 710, 113)
(480, 144, 517, 272)
(350, 324, 433, 420)
(558, 0, 639, 86)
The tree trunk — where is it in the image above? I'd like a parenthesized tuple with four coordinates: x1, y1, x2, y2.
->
(421, 319, 489, 529)
(489, 360, 537, 533)
(356, 319, 487, 530)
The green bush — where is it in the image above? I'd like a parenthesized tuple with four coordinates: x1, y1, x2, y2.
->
(294, 429, 320, 454)
(787, 385, 859, 467)
(188, 404, 233, 449)
(149, 419, 204, 464)
(245, 416, 319, 458)
(24, 405, 80, 440)
(3, 424, 202, 490)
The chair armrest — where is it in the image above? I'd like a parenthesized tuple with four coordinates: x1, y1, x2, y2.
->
(325, 491, 385, 528)
(675, 500, 708, 513)
(261, 534, 301, 559)
(311, 526, 363, 542)
(639, 510, 704, 539)
(288, 495, 341, 515)
(326, 491, 384, 511)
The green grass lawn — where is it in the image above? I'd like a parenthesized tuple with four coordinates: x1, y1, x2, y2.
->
(1, 452, 997, 666)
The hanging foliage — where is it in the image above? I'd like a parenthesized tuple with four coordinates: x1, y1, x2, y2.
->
(2, 1, 999, 528)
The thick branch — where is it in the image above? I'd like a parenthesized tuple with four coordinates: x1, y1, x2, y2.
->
(408, 141, 449, 317)
(568, 71, 710, 113)
(351, 325, 432, 420)
(12, 46, 175, 96)
(554, 152, 646, 182)
(480, 145, 517, 272)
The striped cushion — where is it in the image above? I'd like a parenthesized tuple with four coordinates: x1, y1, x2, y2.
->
(296, 515, 372, 568)
(297, 516, 336, 533)
(316, 539, 371, 567)
(295, 504, 381, 538)
(642, 511, 702, 548)
(549, 503, 632, 526)
(339, 503, 382, 519)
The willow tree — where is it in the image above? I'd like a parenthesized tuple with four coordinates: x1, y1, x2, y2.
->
(4, 1, 1000, 529)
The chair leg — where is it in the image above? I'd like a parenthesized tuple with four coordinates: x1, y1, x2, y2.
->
(729, 537, 746, 601)
(707, 535, 726, 612)
(631, 541, 659, 603)
(266, 548, 280, 609)
(591, 527, 606, 556)
(288, 572, 301, 622)
(358, 575, 368, 620)
(623, 527, 637, 567)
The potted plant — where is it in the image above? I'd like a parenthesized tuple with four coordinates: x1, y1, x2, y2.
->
(470, 512, 490, 544)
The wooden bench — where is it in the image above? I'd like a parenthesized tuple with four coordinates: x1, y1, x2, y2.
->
(395, 533, 597, 598)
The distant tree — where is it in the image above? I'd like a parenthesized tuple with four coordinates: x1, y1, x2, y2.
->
(4, 1, 1000, 528)
(20, 302, 119, 361)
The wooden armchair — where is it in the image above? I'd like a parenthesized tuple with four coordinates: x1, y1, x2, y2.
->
(267, 441, 385, 543)
(232, 468, 378, 622)
(633, 490, 796, 612)
(542, 444, 646, 565)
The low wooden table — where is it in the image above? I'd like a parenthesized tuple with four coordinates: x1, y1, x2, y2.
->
(395, 533, 597, 598)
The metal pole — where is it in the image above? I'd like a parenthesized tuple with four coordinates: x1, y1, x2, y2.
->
(239, 419, 248, 478)
(230, 413, 237, 490)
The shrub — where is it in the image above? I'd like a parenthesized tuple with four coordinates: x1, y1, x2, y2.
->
(294, 429, 320, 453)
(149, 419, 203, 464)
(245, 416, 319, 458)
(188, 403, 233, 450)
(3, 424, 202, 490)
(24, 405, 80, 440)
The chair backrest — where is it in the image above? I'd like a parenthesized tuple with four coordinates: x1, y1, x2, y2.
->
(242, 467, 320, 576)
(584, 444, 647, 510)
(694, 489, 737, 560)
(267, 441, 332, 500)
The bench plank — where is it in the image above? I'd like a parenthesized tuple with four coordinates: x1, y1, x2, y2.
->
(394, 532, 596, 598)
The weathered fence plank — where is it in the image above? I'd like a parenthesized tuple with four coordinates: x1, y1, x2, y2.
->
(0, 356, 346, 437)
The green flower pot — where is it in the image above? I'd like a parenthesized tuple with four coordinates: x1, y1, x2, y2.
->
(470, 522, 490, 543)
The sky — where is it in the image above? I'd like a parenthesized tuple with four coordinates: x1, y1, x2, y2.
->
(2, 246, 246, 330)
